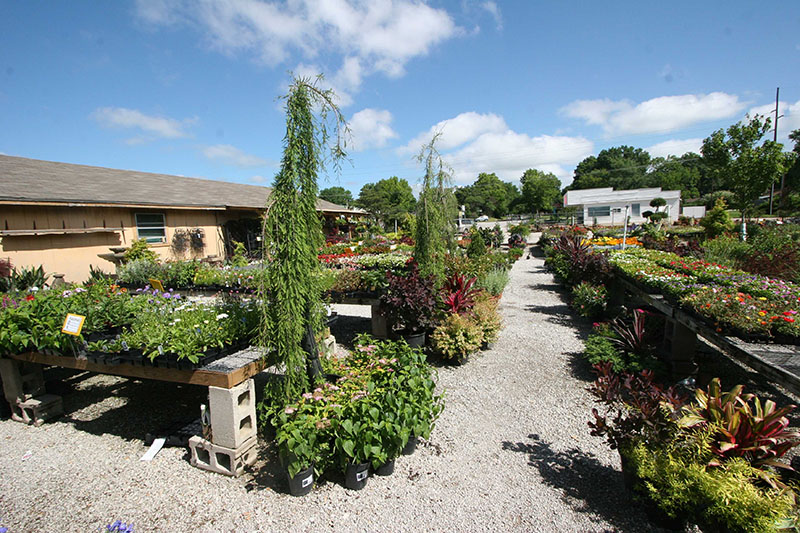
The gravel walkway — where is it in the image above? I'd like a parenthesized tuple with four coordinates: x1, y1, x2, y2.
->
(0, 241, 656, 532)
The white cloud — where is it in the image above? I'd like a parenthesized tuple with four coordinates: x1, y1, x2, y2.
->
(748, 99, 800, 141)
(403, 111, 593, 184)
(135, 0, 459, 102)
(445, 131, 593, 184)
(91, 106, 194, 139)
(481, 2, 502, 31)
(348, 108, 398, 151)
(202, 144, 268, 167)
(561, 92, 746, 136)
(646, 138, 703, 158)
(400, 111, 507, 154)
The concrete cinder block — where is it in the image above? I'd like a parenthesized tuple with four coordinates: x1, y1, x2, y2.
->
(322, 335, 336, 357)
(188, 435, 258, 477)
(0, 360, 45, 404)
(12, 394, 63, 426)
(208, 379, 256, 449)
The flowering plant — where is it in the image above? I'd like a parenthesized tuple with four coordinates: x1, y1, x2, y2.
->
(269, 337, 444, 479)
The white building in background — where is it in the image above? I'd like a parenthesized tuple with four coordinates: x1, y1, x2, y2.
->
(563, 187, 681, 226)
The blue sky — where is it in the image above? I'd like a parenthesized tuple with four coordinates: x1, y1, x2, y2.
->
(2, 1, 799, 196)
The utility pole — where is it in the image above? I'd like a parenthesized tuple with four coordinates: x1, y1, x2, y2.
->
(769, 87, 780, 214)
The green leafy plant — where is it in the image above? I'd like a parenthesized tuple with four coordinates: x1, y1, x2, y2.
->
(470, 292, 502, 345)
(571, 282, 607, 318)
(117, 258, 161, 286)
(700, 197, 735, 240)
(124, 238, 158, 263)
(627, 440, 795, 533)
(230, 241, 249, 268)
(259, 75, 347, 401)
(415, 135, 457, 282)
(466, 228, 487, 259)
(475, 268, 509, 296)
(430, 312, 484, 364)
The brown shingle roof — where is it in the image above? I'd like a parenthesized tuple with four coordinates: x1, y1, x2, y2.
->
(0, 154, 364, 214)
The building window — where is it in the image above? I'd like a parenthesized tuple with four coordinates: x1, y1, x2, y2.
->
(632, 203, 640, 217)
(587, 206, 610, 218)
(135, 213, 166, 243)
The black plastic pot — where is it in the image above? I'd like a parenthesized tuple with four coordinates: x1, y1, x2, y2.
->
(401, 331, 426, 349)
(401, 436, 417, 456)
(374, 459, 395, 476)
(344, 462, 369, 490)
(287, 465, 314, 497)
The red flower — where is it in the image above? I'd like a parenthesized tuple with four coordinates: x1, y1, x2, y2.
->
(784, 317, 795, 323)
(25, 294, 35, 301)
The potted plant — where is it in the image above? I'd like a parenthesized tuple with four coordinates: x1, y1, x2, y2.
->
(430, 313, 484, 364)
(379, 261, 437, 347)
(272, 399, 332, 497)
(332, 413, 377, 490)
(470, 292, 502, 349)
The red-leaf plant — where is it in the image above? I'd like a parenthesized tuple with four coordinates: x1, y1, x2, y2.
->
(679, 378, 800, 474)
(379, 261, 437, 334)
(588, 362, 686, 452)
(441, 273, 479, 315)
(609, 308, 649, 356)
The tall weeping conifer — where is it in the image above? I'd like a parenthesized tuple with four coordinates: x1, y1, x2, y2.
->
(260, 76, 347, 401)
(415, 135, 457, 282)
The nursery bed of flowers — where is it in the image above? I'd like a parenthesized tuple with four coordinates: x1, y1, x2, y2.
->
(0, 281, 259, 366)
(609, 248, 800, 340)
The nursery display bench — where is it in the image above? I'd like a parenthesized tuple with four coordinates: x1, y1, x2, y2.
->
(616, 278, 800, 396)
(0, 347, 267, 477)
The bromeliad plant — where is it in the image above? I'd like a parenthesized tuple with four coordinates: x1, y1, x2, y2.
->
(679, 378, 800, 479)
(590, 364, 800, 530)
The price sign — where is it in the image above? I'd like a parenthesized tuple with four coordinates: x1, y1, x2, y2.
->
(149, 278, 165, 292)
(62, 313, 86, 336)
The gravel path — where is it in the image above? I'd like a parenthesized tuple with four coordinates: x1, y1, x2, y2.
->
(0, 241, 656, 532)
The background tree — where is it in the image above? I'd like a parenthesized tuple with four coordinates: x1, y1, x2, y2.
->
(701, 115, 791, 231)
(319, 186, 353, 206)
(453, 172, 512, 218)
(260, 75, 346, 400)
(569, 146, 652, 191)
(415, 136, 457, 281)
(356, 176, 416, 230)
(504, 181, 524, 214)
(781, 129, 800, 208)
(648, 155, 701, 199)
(520, 169, 561, 214)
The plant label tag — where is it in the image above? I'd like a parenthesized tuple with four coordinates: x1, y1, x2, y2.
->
(121, 341, 129, 351)
(149, 278, 165, 292)
(61, 314, 86, 336)
(158, 345, 164, 355)
(356, 471, 368, 482)
(301, 475, 313, 488)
